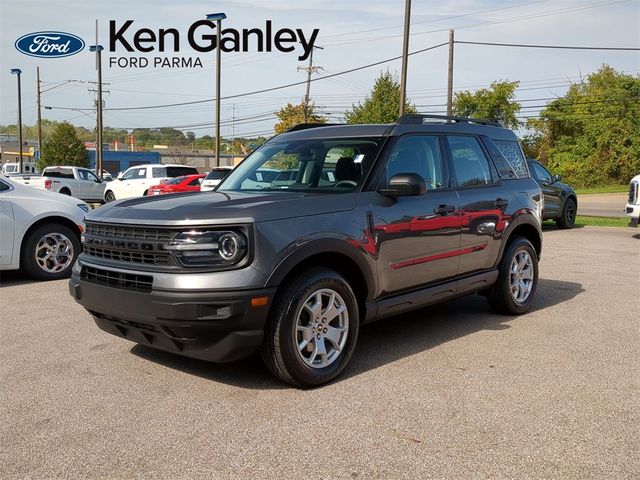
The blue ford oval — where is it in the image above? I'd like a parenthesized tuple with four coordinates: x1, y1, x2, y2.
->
(15, 31, 85, 58)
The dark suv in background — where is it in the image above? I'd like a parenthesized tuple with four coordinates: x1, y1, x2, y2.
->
(69, 115, 543, 387)
(528, 159, 577, 228)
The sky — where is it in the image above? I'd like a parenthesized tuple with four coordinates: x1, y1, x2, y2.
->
(1, 0, 639, 139)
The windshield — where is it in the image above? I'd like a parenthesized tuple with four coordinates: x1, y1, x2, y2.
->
(164, 176, 186, 185)
(218, 137, 384, 193)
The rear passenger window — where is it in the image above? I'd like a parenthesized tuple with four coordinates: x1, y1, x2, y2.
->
(385, 135, 445, 190)
(447, 136, 495, 187)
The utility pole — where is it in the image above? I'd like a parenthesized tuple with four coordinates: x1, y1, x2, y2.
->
(398, 0, 412, 117)
(447, 29, 455, 116)
(36, 67, 43, 158)
(298, 45, 323, 122)
(10, 69, 23, 172)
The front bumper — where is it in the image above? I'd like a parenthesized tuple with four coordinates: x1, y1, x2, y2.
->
(69, 268, 276, 363)
(625, 203, 640, 227)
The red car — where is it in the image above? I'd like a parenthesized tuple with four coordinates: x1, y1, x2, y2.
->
(146, 174, 205, 196)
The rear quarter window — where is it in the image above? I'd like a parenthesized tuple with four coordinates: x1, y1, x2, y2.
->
(492, 140, 529, 179)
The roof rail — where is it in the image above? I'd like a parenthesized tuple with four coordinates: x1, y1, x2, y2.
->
(286, 123, 342, 133)
(398, 114, 502, 127)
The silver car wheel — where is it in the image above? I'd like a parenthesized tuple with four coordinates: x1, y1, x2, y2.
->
(35, 233, 74, 273)
(295, 288, 349, 369)
(510, 250, 534, 303)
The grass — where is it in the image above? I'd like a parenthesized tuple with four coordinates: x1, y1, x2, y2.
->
(544, 216, 631, 228)
(574, 185, 628, 195)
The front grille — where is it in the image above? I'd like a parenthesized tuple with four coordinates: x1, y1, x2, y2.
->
(83, 245, 170, 265)
(81, 266, 153, 292)
(629, 182, 638, 204)
(85, 223, 173, 242)
(83, 221, 175, 267)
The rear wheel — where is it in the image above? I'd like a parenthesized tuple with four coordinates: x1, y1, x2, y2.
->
(487, 237, 538, 315)
(21, 223, 80, 280)
(261, 268, 359, 387)
(556, 197, 576, 229)
(104, 190, 116, 203)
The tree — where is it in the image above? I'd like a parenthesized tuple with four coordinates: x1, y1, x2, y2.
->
(453, 80, 521, 129)
(345, 71, 416, 124)
(274, 102, 326, 134)
(528, 65, 640, 187)
(38, 122, 89, 170)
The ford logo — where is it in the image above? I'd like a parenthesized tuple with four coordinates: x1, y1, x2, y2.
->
(15, 31, 85, 58)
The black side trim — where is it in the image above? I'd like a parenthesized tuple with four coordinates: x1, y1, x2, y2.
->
(367, 270, 498, 322)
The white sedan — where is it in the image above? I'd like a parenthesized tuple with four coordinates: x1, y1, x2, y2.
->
(0, 177, 88, 280)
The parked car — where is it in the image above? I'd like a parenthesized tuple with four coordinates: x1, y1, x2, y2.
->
(200, 166, 234, 192)
(626, 173, 640, 227)
(527, 159, 577, 228)
(103, 164, 199, 202)
(1, 161, 37, 176)
(70, 115, 543, 387)
(146, 174, 205, 196)
(0, 177, 88, 280)
(10, 166, 106, 203)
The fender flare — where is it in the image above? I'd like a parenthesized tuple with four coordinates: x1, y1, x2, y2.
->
(265, 237, 377, 302)
(494, 211, 543, 267)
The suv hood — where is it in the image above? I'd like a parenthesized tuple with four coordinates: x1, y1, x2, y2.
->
(87, 191, 359, 225)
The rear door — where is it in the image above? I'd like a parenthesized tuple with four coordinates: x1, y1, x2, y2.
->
(446, 135, 506, 276)
(371, 134, 461, 295)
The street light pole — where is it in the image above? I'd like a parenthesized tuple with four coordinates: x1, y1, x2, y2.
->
(90, 45, 104, 180)
(206, 12, 227, 169)
(447, 29, 455, 116)
(398, 0, 412, 118)
(10, 69, 23, 173)
(36, 67, 43, 159)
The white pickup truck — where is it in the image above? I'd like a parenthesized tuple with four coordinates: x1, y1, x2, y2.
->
(11, 166, 106, 203)
(103, 163, 199, 202)
(626, 173, 640, 227)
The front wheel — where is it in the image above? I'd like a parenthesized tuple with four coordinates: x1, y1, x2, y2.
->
(487, 237, 539, 315)
(21, 223, 81, 280)
(556, 197, 576, 229)
(104, 190, 116, 203)
(261, 268, 360, 387)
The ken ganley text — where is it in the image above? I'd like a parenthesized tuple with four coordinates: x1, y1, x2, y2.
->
(108, 20, 320, 68)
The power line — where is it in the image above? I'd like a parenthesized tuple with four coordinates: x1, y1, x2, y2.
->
(43, 42, 448, 112)
(456, 40, 640, 51)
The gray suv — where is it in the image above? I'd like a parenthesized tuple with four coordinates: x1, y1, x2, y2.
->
(69, 115, 543, 387)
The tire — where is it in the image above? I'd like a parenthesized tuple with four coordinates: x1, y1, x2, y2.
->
(104, 190, 116, 203)
(59, 188, 71, 196)
(260, 268, 360, 388)
(21, 223, 81, 281)
(487, 237, 538, 315)
(556, 197, 576, 229)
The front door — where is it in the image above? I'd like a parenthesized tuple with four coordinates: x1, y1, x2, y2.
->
(0, 183, 15, 266)
(529, 161, 562, 218)
(371, 134, 460, 296)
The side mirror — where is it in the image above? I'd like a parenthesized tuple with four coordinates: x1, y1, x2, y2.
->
(379, 173, 427, 197)
(552, 174, 562, 183)
(116, 173, 124, 180)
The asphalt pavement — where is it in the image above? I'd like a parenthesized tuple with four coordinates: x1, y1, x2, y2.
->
(1, 226, 639, 479)
(577, 193, 628, 218)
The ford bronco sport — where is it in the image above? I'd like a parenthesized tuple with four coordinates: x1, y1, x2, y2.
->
(69, 115, 543, 387)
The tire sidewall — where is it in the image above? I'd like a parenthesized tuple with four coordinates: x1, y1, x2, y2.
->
(22, 223, 81, 280)
(558, 198, 576, 228)
(105, 190, 115, 202)
(278, 271, 360, 387)
(499, 238, 539, 314)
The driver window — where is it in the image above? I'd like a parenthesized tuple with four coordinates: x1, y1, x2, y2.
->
(385, 135, 444, 190)
(532, 163, 552, 183)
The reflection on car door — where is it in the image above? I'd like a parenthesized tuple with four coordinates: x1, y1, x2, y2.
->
(371, 134, 461, 295)
(446, 135, 506, 276)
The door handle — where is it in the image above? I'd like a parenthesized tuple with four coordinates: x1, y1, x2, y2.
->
(494, 198, 509, 208)
(434, 204, 456, 215)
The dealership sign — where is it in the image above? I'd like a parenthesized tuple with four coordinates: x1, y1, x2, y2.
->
(15, 31, 85, 58)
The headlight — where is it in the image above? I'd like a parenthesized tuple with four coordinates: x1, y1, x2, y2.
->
(163, 230, 247, 267)
(77, 203, 91, 213)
